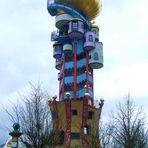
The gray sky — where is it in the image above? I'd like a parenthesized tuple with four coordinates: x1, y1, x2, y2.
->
(0, 0, 148, 144)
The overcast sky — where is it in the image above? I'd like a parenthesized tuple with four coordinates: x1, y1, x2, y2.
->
(0, 0, 148, 144)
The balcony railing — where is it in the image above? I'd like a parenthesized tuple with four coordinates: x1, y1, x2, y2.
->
(51, 30, 68, 42)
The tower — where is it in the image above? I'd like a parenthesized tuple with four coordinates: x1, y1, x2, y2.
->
(47, 0, 104, 147)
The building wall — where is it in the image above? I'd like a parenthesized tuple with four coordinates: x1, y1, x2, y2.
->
(49, 99, 102, 147)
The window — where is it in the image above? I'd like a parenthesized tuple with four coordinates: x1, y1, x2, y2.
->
(94, 52, 99, 60)
(72, 22, 78, 30)
(83, 125, 90, 135)
(58, 131, 65, 145)
(88, 111, 94, 119)
(71, 133, 80, 139)
(88, 35, 93, 42)
(83, 127, 87, 135)
(72, 109, 78, 115)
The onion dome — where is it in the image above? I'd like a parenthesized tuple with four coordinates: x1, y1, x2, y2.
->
(54, 0, 102, 20)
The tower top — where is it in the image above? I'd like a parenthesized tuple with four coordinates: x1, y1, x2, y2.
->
(47, 0, 102, 20)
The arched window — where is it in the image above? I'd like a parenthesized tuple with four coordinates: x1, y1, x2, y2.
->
(94, 52, 98, 60)
(72, 22, 78, 30)
(88, 35, 93, 42)
(88, 111, 94, 119)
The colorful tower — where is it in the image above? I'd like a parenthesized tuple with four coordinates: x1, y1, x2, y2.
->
(47, 0, 104, 147)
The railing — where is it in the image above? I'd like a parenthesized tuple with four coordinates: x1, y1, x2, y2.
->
(51, 30, 68, 41)
(51, 30, 59, 41)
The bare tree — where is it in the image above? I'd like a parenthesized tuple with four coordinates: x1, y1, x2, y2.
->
(99, 122, 113, 148)
(6, 83, 54, 148)
(101, 95, 148, 148)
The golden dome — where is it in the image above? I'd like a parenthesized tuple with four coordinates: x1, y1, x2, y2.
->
(55, 0, 102, 20)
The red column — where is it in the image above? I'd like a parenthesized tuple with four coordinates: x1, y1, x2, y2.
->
(92, 70, 94, 107)
(74, 39, 77, 101)
(62, 57, 65, 100)
(85, 50, 89, 93)
(64, 98, 71, 148)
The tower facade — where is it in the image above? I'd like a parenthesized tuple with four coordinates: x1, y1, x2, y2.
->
(47, 0, 104, 147)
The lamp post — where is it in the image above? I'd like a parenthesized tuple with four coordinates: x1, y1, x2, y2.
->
(9, 123, 22, 148)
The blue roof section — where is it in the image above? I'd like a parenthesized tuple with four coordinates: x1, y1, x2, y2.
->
(65, 59, 86, 69)
(60, 88, 93, 100)
(88, 89, 93, 97)
(65, 61, 73, 69)
(64, 73, 90, 84)
(77, 40, 84, 54)
(63, 74, 92, 85)
(88, 74, 93, 83)
(77, 59, 86, 68)
(65, 76, 73, 83)
(47, 3, 89, 26)
(77, 73, 86, 83)
(77, 88, 93, 99)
